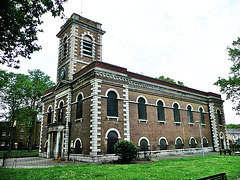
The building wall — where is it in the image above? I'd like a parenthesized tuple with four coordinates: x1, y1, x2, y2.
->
(70, 84, 92, 154)
(0, 121, 41, 150)
(96, 80, 214, 152)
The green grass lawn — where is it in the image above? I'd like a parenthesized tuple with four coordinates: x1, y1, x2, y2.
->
(0, 155, 239, 180)
(0, 149, 39, 158)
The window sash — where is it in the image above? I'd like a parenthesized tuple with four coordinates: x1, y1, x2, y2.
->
(107, 92, 118, 117)
(138, 101, 147, 120)
(176, 139, 183, 149)
(47, 111, 51, 124)
(200, 110, 204, 124)
(174, 106, 180, 122)
(187, 109, 193, 123)
(76, 99, 83, 119)
(190, 139, 196, 148)
(157, 103, 165, 121)
(140, 139, 148, 151)
(203, 139, 208, 147)
(58, 104, 64, 122)
(217, 111, 222, 125)
(160, 139, 167, 150)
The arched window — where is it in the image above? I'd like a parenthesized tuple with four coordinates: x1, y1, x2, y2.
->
(76, 94, 83, 119)
(107, 91, 118, 117)
(75, 140, 82, 154)
(157, 101, 165, 121)
(58, 101, 64, 122)
(203, 137, 208, 147)
(175, 137, 183, 149)
(107, 131, 118, 154)
(140, 139, 148, 151)
(217, 110, 222, 125)
(160, 139, 167, 150)
(61, 36, 68, 59)
(47, 107, 52, 124)
(199, 107, 205, 124)
(189, 137, 197, 148)
(83, 35, 92, 57)
(187, 105, 193, 123)
(173, 103, 180, 122)
(138, 97, 147, 120)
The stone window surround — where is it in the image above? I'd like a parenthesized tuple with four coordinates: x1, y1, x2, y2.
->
(189, 137, 198, 145)
(138, 136, 150, 147)
(158, 137, 169, 146)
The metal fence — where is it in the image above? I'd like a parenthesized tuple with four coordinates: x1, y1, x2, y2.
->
(1, 153, 84, 168)
(230, 144, 240, 152)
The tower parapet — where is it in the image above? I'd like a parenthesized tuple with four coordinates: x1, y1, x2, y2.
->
(56, 13, 105, 83)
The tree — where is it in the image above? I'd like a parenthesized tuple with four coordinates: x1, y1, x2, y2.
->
(114, 140, 138, 163)
(214, 37, 240, 115)
(0, 71, 29, 152)
(24, 69, 55, 151)
(226, 124, 240, 129)
(0, 0, 67, 68)
(156, 75, 186, 86)
(0, 69, 55, 151)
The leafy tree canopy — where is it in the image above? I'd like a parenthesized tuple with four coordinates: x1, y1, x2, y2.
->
(214, 37, 240, 115)
(226, 124, 240, 129)
(0, 70, 28, 118)
(156, 75, 186, 86)
(0, 69, 55, 151)
(0, 69, 55, 121)
(0, 0, 67, 68)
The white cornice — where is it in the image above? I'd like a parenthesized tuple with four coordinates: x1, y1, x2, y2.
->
(94, 69, 213, 102)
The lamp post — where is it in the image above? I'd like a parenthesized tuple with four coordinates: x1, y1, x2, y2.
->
(196, 121, 204, 156)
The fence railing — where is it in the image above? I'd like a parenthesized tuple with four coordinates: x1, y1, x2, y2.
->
(230, 144, 240, 152)
(1, 153, 83, 168)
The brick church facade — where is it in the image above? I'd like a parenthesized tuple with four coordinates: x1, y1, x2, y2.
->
(39, 13, 228, 160)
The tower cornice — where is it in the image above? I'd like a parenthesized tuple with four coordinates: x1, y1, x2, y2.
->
(56, 13, 105, 38)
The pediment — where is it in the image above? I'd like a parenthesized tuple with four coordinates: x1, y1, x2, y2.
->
(55, 80, 70, 91)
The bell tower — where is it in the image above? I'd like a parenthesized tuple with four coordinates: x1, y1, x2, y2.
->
(56, 13, 105, 83)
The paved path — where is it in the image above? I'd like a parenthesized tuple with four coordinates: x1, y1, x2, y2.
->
(0, 151, 219, 168)
(0, 157, 85, 168)
(151, 151, 218, 161)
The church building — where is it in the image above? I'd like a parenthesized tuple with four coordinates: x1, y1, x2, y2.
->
(39, 13, 228, 161)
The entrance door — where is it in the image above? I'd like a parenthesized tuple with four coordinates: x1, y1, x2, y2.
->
(221, 139, 224, 149)
(75, 140, 82, 154)
(107, 131, 118, 154)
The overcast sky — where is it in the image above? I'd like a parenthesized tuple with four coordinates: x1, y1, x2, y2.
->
(4, 0, 240, 124)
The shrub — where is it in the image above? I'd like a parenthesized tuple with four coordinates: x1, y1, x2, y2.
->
(114, 140, 138, 163)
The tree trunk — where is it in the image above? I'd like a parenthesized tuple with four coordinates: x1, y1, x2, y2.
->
(28, 115, 36, 152)
(8, 121, 14, 153)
